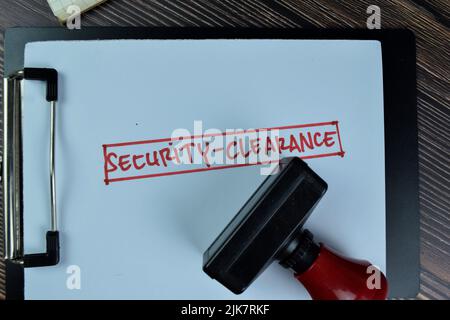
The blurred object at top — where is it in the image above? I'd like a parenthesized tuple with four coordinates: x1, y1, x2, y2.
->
(47, 0, 108, 23)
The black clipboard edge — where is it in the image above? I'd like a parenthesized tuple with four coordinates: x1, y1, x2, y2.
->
(3, 27, 418, 300)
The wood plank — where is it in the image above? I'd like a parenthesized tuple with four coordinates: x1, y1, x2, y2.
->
(0, 0, 448, 299)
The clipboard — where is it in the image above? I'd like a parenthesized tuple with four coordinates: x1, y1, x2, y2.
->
(2, 27, 418, 299)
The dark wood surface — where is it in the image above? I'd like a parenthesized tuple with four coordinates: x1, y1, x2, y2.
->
(0, 0, 448, 300)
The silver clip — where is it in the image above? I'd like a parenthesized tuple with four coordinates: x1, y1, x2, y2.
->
(3, 68, 60, 267)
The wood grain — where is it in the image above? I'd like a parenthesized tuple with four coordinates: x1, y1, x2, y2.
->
(0, 0, 448, 300)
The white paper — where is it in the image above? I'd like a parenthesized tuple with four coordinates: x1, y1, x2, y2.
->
(22, 39, 385, 299)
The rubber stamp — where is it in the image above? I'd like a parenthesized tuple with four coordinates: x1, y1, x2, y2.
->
(203, 157, 388, 300)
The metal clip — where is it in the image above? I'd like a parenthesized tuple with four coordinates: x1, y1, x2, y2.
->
(3, 68, 60, 268)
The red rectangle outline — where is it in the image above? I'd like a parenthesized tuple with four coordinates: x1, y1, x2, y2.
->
(103, 121, 344, 185)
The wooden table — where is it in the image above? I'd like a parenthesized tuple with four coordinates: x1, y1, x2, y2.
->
(0, 0, 448, 300)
